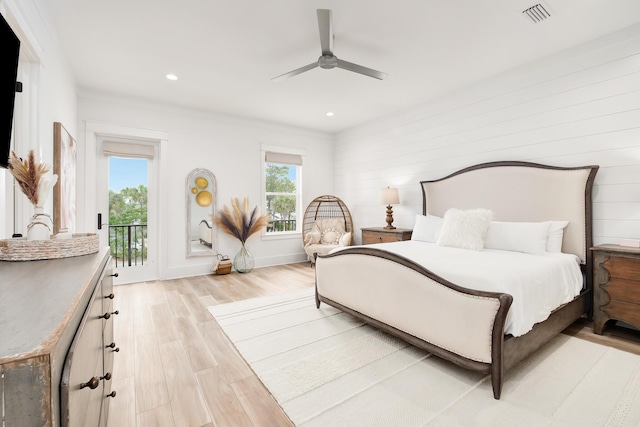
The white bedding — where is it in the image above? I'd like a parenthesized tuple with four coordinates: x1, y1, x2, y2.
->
(333, 241, 583, 336)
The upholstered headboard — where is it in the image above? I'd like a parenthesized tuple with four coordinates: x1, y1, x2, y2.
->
(420, 161, 598, 264)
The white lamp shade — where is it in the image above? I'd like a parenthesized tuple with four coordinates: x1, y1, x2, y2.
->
(379, 187, 399, 205)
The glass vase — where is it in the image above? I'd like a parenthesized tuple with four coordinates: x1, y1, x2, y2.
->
(233, 244, 254, 273)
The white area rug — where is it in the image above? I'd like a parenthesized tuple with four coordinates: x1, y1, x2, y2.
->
(209, 288, 640, 426)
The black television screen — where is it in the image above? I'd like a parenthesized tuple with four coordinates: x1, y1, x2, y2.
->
(0, 12, 20, 169)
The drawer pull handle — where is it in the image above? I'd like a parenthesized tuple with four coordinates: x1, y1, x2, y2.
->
(100, 310, 119, 320)
(113, 347, 120, 352)
(105, 293, 115, 299)
(106, 342, 117, 349)
(100, 372, 112, 381)
(107, 391, 117, 398)
(110, 273, 119, 278)
(80, 377, 100, 390)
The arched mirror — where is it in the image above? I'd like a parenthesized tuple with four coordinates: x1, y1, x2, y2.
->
(186, 168, 217, 257)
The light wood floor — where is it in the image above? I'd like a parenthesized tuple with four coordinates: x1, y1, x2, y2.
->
(107, 263, 640, 426)
(106, 262, 315, 427)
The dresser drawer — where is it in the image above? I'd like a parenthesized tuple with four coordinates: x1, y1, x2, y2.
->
(60, 285, 105, 427)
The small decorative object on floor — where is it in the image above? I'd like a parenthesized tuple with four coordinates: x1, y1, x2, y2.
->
(211, 254, 232, 275)
(213, 197, 269, 274)
(8, 150, 58, 240)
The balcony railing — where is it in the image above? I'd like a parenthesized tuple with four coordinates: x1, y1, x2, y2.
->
(267, 219, 297, 232)
(109, 224, 147, 268)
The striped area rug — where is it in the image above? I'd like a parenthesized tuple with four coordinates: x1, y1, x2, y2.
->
(208, 288, 640, 426)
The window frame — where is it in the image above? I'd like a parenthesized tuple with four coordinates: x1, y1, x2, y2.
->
(261, 144, 305, 240)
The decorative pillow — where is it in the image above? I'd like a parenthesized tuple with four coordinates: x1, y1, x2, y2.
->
(339, 231, 352, 246)
(304, 230, 321, 247)
(547, 221, 569, 253)
(436, 208, 493, 251)
(321, 228, 343, 245)
(485, 221, 552, 255)
(411, 214, 443, 243)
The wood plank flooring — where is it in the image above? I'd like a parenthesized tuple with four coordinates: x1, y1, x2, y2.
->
(107, 263, 640, 426)
(107, 262, 314, 427)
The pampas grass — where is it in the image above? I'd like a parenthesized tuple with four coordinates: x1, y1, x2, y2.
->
(8, 150, 57, 207)
(214, 197, 270, 244)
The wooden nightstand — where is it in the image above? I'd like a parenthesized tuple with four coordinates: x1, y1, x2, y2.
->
(361, 227, 413, 245)
(592, 244, 640, 335)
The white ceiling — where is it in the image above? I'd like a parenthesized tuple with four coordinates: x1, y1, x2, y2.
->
(42, 0, 640, 134)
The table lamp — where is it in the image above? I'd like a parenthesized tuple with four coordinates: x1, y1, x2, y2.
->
(379, 187, 399, 229)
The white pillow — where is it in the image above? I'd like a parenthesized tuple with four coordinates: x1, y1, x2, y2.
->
(411, 214, 443, 243)
(339, 231, 352, 246)
(436, 208, 493, 251)
(485, 221, 552, 255)
(547, 221, 569, 253)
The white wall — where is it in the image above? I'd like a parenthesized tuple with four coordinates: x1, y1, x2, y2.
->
(78, 95, 334, 278)
(335, 23, 640, 247)
(0, 0, 77, 238)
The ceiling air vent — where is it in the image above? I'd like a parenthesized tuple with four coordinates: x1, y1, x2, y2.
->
(522, 3, 552, 23)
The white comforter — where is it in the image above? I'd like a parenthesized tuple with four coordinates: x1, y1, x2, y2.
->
(335, 241, 583, 336)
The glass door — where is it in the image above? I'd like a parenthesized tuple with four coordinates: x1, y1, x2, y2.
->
(96, 138, 159, 284)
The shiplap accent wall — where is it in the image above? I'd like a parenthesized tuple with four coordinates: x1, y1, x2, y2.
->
(335, 24, 640, 246)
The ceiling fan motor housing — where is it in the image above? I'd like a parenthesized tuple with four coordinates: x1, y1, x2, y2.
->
(318, 54, 338, 69)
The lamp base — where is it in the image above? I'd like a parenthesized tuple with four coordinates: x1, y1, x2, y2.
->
(384, 205, 396, 229)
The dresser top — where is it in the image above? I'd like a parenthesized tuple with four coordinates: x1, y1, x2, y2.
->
(0, 248, 109, 363)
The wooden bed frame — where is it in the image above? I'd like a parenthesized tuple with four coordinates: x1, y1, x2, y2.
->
(314, 161, 598, 399)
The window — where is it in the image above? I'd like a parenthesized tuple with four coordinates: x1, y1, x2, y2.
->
(263, 148, 303, 235)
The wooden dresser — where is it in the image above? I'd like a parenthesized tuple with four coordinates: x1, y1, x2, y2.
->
(0, 248, 117, 426)
(592, 244, 640, 335)
(361, 227, 413, 245)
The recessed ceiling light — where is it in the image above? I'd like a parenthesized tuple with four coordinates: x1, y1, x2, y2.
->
(326, 112, 334, 117)
(166, 74, 178, 81)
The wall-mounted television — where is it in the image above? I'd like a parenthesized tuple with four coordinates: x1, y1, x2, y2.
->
(0, 12, 20, 169)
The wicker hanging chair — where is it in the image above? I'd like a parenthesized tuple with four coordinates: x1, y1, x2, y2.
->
(302, 195, 354, 263)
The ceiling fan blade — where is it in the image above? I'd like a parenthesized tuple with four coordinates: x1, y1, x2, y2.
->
(336, 59, 388, 80)
(317, 9, 333, 55)
(271, 62, 318, 82)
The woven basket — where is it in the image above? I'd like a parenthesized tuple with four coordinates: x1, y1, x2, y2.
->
(0, 233, 100, 261)
(212, 254, 232, 275)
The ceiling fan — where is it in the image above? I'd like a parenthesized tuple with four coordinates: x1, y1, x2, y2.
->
(272, 9, 388, 82)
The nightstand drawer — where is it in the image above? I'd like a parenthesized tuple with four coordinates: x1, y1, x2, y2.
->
(602, 300, 640, 330)
(604, 257, 640, 281)
(361, 227, 412, 245)
(363, 232, 401, 244)
(605, 278, 640, 305)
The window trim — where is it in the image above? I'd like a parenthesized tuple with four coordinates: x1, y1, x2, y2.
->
(261, 144, 305, 239)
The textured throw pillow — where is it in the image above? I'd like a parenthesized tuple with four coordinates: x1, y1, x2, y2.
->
(339, 231, 352, 246)
(320, 228, 343, 245)
(436, 208, 493, 251)
(411, 214, 443, 243)
(485, 221, 552, 255)
(547, 221, 569, 253)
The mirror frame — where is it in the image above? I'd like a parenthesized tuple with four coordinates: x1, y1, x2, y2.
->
(185, 168, 217, 258)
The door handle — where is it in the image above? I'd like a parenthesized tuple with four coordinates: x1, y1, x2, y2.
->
(98, 213, 109, 230)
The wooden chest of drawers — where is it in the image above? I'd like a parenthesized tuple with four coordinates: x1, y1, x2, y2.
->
(0, 248, 116, 426)
(592, 244, 640, 335)
(361, 227, 413, 245)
